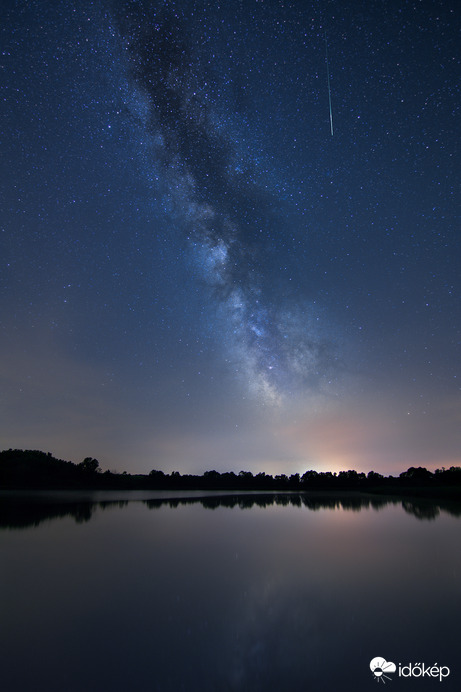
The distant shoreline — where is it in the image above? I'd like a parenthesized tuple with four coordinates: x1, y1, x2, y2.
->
(1, 448, 461, 502)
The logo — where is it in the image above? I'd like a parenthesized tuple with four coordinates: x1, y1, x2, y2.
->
(370, 657, 396, 683)
(369, 657, 451, 683)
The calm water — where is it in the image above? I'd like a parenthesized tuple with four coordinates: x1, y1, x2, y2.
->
(1, 491, 460, 692)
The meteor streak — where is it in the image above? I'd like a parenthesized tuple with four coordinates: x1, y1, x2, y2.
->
(325, 32, 334, 136)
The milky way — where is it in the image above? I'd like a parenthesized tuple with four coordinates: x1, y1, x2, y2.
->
(115, 1, 338, 404)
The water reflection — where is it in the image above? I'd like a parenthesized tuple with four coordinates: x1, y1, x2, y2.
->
(1, 491, 460, 691)
(0, 494, 129, 529)
(1, 491, 461, 530)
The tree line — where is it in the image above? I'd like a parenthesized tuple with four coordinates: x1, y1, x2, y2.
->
(1, 448, 461, 497)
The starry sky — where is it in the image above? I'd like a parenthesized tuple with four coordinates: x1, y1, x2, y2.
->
(1, 0, 460, 475)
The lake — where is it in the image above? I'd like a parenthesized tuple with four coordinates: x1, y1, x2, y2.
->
(1, 491, 460, 691)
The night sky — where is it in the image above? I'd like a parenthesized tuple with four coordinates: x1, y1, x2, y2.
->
(1, 0, 460, 475)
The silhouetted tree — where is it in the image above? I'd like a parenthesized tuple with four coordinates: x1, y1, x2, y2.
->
(289, 473, 300, 487)
(367, 470, 383, 482)
(238, 470, 253, 480)
(399, 467, 433, 483)
(79, 457, 100, 473)
(301, 470, 318, 487)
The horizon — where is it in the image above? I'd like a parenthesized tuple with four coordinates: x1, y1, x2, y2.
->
(2, 447, 459, 481)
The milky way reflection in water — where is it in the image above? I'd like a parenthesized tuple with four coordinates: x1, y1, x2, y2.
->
(1, 492, 460, 691)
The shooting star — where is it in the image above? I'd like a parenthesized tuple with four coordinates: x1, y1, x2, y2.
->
(325, 32, 334, 136)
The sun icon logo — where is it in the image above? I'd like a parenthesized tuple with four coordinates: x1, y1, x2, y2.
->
(370, 657, 397, 683)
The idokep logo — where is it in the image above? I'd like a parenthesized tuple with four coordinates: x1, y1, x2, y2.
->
(370, 657, 397, 683)
(369, 656, 451, 683)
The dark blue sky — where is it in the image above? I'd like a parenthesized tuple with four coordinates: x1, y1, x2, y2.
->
(1, 0, 460, 474)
